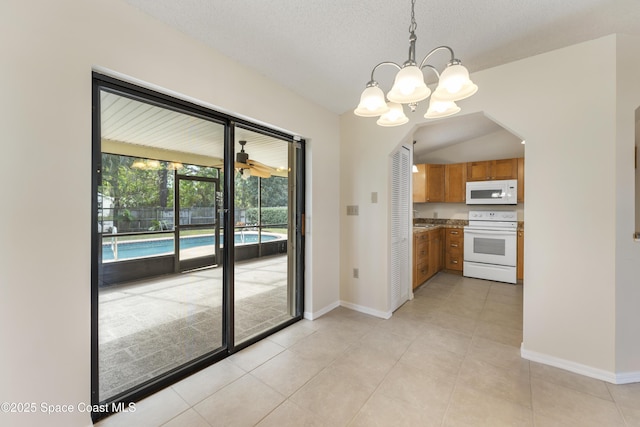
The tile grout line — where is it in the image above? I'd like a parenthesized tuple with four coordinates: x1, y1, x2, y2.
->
(343, 318, 418, 427)
(439, 280, 488, 426)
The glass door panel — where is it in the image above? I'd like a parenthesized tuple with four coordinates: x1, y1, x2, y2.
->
(96, 86, 226, 403)
(233, 127, 299, 344)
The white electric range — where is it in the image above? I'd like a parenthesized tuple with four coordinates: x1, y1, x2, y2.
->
(463, 210, 518, 284)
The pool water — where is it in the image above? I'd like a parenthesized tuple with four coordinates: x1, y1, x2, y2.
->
(103, 233, 280, 261)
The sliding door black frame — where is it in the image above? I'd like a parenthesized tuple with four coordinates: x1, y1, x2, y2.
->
(91, 72, 304, 422)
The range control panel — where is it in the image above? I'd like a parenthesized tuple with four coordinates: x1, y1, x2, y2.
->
(468, 210, 517, 221)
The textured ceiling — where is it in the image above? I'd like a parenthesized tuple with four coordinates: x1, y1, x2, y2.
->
(122, 0, 640, 154)
(124, 0, 640, 115)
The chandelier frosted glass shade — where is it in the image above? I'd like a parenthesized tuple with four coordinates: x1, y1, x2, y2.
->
(387, 65, 431, 104)
(424, 97, 461, 119)
(432, 63, 478, 101)
(376, 102, 409, 127)
(354, 85, 390, 117)
(353, 0, 477, 126)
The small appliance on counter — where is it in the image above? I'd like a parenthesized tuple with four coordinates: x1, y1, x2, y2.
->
(463, 210, 517, 284)
(466, 179, 517, 205)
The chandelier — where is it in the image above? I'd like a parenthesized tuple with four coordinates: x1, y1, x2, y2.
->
(354, 0, 477, 127)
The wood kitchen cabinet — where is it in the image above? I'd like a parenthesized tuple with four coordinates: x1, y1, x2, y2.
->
(412, 164, 426, 203)
(428, 228, 443, 278)
(444, 227, 463, 271)
(466, 158, 518, 181)
(413, 164, 445, 203)
(413, 228, 443, 289)
(517, 228, 524, 281)
(445, 163, 466, 202)
(413, 230, 429, 288)
(517, 157, 524, 203)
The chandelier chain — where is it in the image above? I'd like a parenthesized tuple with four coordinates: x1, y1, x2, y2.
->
(409, 0, 417, 33)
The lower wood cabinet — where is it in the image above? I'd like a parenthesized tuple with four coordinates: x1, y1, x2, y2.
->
(413, 231, 429, 289)
(413, 228, 443, 289)
(444, 227, 463, 271)
(517, 229, 524, 281)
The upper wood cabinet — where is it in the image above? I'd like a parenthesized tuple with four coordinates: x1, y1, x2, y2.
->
(414, 157, 523, 203)
(413, 164, 427, 203)
(426, 164, 445, 202)
(445, 163, 466, 203)
(466, 158, 518, 181)
(413, 164, 444, 203)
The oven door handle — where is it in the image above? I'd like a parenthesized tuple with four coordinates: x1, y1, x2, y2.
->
(465, 229, 516, 236)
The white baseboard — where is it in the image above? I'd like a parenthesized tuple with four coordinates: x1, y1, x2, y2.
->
(303, 300, 393, 320)
(614, 371, 640, 384)
(340, 300, 392, 319)
(521, 345, 640, 384)
(303, 300, 340, 320)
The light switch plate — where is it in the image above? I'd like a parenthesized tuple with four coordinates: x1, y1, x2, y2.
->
(347, 205, 359, 216)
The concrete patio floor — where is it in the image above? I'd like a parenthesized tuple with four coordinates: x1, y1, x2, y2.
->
(98, 254, 292, 400)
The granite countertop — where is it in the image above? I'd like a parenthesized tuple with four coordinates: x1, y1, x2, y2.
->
(413, 219, 524, 233)
(413, 219, 467, 233)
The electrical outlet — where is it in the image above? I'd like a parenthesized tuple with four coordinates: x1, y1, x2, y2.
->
(371, 192, 378, 203)
(353, 268, 359, 278)
(433, 212, 438, 219)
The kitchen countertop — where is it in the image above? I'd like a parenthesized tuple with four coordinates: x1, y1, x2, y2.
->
(413, 219, 524, 233)
(413, 219, 466, 233)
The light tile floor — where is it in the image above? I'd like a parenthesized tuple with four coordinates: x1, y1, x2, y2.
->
(96, 272, 640, 427)
(99, 255, 291, 400)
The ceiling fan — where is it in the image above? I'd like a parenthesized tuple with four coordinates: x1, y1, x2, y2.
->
(235, 140, 275, 179)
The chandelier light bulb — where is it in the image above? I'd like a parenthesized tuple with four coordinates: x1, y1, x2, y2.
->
(441, 64, 468, 93)
(424, 97, 460, 119)
(387, 66, 430, 104)
(433, 63, 478, 101)
(377, 102, 409, 127)
(354, 85, 390, 117)
(398, 67, 421, 95)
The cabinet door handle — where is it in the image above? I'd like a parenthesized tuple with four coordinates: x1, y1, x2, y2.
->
(450, 244, 458, 248)
(450, 231, 459, 235)
(452, 260, 458, 264)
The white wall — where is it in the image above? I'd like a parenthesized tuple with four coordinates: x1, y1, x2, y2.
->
(614, 34, 640, 380)
(636, 116, 640, 231)
(415, 128, 524, 164)
(0, 1, 340, 426)
(340, 34, 640, 381)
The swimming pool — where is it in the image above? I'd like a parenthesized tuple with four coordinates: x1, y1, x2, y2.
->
(103, 232, 283, 261)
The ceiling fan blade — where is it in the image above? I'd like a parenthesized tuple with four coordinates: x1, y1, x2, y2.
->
(247, 159, 276, 172)
(249, 168, 271, 178)
(235, 161, 250, 169)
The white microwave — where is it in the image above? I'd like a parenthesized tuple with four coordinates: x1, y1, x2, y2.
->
(466, 179, 517, 205)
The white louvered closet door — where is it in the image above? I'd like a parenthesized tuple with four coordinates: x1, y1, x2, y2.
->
(390, 145, 411, 312)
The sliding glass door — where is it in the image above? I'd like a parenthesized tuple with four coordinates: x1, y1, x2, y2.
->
(232, 127, 302, 344)
(92, 74, 304, 420)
